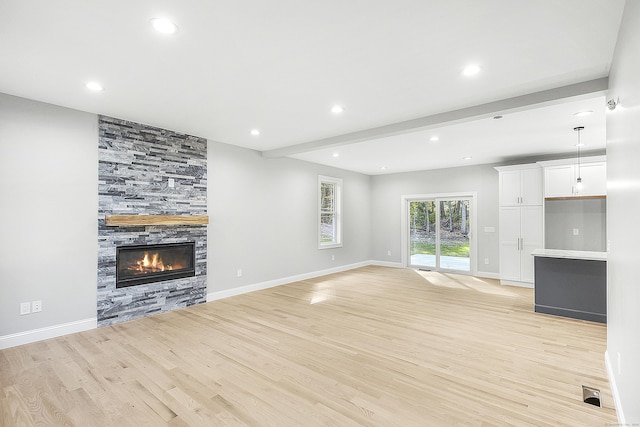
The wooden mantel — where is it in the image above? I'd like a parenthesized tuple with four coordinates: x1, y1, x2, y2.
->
(105, 215, 209, 226)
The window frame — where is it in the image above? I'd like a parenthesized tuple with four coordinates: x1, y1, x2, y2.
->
(318, 175, 343, 249)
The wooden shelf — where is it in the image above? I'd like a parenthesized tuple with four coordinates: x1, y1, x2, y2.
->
(545, 195, 606, 201)
(105, 215, 209, 226)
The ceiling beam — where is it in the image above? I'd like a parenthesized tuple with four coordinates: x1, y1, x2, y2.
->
(261, 78, 608, 158)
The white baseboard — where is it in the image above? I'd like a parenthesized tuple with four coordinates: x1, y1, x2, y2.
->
(369, 260, 404, 268)
(0, 317, 97, 350)
(475, 271, 500, 280)
(500, 279, 534, 288)
(207, 260, 372, 302)
(605, 350, 625, 424)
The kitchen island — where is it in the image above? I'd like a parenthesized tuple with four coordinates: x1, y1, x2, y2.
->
(531, 249, 607, 323)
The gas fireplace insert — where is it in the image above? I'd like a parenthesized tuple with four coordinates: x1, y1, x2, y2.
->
(116, 242, 195, 288)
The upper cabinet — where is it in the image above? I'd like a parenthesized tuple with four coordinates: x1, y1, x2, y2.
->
(539, 156, 606, 198)
(494, 164, 543, 206)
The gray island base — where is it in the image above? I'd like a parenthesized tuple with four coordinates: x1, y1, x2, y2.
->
(532, 249, 607, 323)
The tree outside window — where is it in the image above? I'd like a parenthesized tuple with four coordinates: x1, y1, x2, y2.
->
(319, 176, 342, 248)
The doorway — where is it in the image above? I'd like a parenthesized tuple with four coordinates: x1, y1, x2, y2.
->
(404, 194, 475, 273)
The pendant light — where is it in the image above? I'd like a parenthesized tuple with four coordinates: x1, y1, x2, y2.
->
(574, 126, 584, 191)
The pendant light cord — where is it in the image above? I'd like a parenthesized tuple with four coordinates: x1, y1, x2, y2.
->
(577, 130, 581, 179)
(574, 126, 584, 181)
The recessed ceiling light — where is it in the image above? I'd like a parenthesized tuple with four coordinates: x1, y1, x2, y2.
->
(462, 156, 472, 160)
(573, 110, 594, 117)
(85, 82, 104, 91)
(250, 129, 260, 136)
(151, 18, 179, 35)
(462, 64, 481, 77)
(429, 136, 440, 142)
(575, 143, 586, 147)
(380, 166, 388, 170)
(332, 152, 339, 158)
(331, 105, 344, 114)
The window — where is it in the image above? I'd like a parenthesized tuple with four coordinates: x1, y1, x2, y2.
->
(318, 175, 342, 248)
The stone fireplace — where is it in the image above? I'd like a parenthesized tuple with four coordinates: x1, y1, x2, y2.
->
(97, 116, 207, 327)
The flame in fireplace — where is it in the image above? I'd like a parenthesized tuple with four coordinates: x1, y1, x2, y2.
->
(130, 251, 181, 274)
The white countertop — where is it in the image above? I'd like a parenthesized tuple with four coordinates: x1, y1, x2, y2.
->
(531, 248, 607, 261)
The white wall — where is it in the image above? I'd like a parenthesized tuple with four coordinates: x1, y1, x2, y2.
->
(370, 164, 499, 275)
(606, 1, 640, 423)
(0, 93, 98, 337)
(207, 141, 372, 293)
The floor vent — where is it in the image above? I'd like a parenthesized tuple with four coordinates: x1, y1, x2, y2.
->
(418, 268, 432, 272)
(582, 385, 601, 407)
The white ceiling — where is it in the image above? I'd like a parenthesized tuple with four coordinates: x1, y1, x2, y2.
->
(0, 0, 625, 175)
(291, 95, 608, 175)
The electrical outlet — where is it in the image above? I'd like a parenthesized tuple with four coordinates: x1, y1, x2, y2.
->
(237, 269, 242, 277)
(573, 228, 580, 236)
(32, 300, 42, 313)
(168, 178, 175, 188)
(20, 302, 31, 315)
(331, 254, 335, 261)
(484, 258, 489, 265)
(387, 250, 392, 256)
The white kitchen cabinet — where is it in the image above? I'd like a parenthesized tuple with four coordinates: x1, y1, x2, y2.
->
(495, 164, 542, 206)
(499, 206, 542, 285)
(495, 164, 543, 286)
(541, 157, 606, 197)
(577, 162, 607, 196)
(544, 165, 574, 197)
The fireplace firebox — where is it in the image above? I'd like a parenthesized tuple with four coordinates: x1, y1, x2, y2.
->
(116, 242, 195, 288)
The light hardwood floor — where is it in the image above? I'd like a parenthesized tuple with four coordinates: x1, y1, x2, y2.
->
(1, 266, 616, 426)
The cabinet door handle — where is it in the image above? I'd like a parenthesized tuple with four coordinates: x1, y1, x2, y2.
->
(516, 238, 520, 251)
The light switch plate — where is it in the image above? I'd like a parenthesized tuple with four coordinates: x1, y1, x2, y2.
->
(20, 302, 30, 315)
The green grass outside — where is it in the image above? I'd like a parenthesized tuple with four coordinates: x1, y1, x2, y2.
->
(410, 241, 470, 257)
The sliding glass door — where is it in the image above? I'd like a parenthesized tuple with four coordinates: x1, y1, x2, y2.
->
(437, 198, 470, 271)
(409, 197, 471, 272)
(409, 200, 437, 269)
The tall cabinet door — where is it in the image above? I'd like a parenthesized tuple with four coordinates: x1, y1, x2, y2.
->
(498, 167, 542, 206)
(520, 168, 543, 205)
(520, 206, 543, 283)
(499, 207, 521, 282)
(499, 170, 523, 206)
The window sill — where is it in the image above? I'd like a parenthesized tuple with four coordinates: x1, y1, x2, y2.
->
(319, 243, 343, 250)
